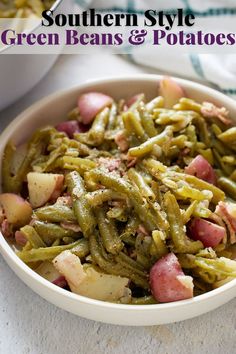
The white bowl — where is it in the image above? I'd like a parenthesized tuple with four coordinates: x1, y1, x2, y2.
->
(0, 0, 73, 111)
(0, 75, 236, 326)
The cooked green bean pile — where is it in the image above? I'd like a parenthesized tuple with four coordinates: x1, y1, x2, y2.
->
(1, 80, 236, 304)
(0, 0, 54, 18)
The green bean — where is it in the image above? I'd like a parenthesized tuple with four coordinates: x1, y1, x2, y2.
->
(33, 221, 80, 245)
(185, 125, 197, 155)
(195, 256, 236, 278)
(177, 254, 196, 269)
(164, 192, 203, 253)
(88, 107, 109, 146)
(120, 215, 140, 245)
(89, 233, 149, 288)
(143, 158, 167, 175)
(116, 252, 146, 271)
(128, 126, 173, 157)
(171, 135, 188, 149)
(55, 156, 96, 174)
(212, 148, 233, 176)
(218, 127, 236, 144)
(66, 139, 91, 156)
(150, 230, 168, 259)
(86, 189, 126, 207)
(123, 111, 148, 142)
(34, 204, 76, 223)
(63, 237, 76, 244)
(127, 93, 145, 111)
(131, 296, 157, 305)
(184, 175, 225, 204)
(71, 239, 90, 257)
(2, 128, 52, 193)
(182, 200, 198, 224)
(192, 202, 212, 219)
(66, 171, 96, 238)
(218, 177, 236, 200)
(115, 255, 148, 278)
(197, 148, 214, 165)
(150, 202, 169, 231)
(107, 103, 118, 130)
(52, 239, 61, 247)
(146, 96, 164, 113)
(175, 185, 213, 201)
(107, 206, 128, 222)
(174, 98, 201, 113)
(221, 156, 236, 165)
(194, 116, 211, 147)
(211, 123, 222, 137)
(211, 138, 232, 156)
(2, 142, 16, 192)
(139, 102, 158, 137)
(17, 239, 88, 263)
(128, 168, 156, 201)
(229, 170, 236, 182)
(20, 225, 46, 249)
(87, 169, 157, 231)
(13, 128, 53, 192)
(95, 208, 123, 255)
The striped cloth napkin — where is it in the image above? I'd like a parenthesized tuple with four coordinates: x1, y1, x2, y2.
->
(75, 0, 236, 98)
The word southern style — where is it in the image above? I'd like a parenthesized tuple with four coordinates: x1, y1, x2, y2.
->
(42, 8, 195, 31)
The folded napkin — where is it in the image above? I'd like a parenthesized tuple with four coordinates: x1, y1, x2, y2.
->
(75, 0, 236, 98)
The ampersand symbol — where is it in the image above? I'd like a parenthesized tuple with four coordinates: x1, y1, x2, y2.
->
(128, 29, 147, 45)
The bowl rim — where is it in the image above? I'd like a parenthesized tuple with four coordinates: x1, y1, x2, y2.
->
(0, 73, 236, 312)
(0, 0, 63, 54)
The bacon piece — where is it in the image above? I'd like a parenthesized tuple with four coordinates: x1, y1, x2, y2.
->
(60, 222, 81, 233)
(114, 130, 129, 152)
(201, 102, 231, 125)
(215, 202, 236, 244)
(137, 224, 149, 236)
(98, 157, 122, 172)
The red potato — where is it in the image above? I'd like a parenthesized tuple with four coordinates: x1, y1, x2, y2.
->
(0, 193, 32, 226)
(150, 253, 193, 303)
(56, 120, 90, 138)
(78, 92, 113, 125)
(27, 172, 64, 208)
(159, 77, 185, 108)
(56, 120, 79, 138)
(185, 155, 217, 185)
(189, 218, 226, 248)
(52, 276, 67, 288)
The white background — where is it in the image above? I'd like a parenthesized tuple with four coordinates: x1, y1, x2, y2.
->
(0, 54, 235, 354)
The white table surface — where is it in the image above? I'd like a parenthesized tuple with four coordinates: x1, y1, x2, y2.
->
(0, 54, 235, 354)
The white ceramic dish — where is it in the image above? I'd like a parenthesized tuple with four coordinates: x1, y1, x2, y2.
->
(0, 0, 73, 112)
(0, 75, 236, 326)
